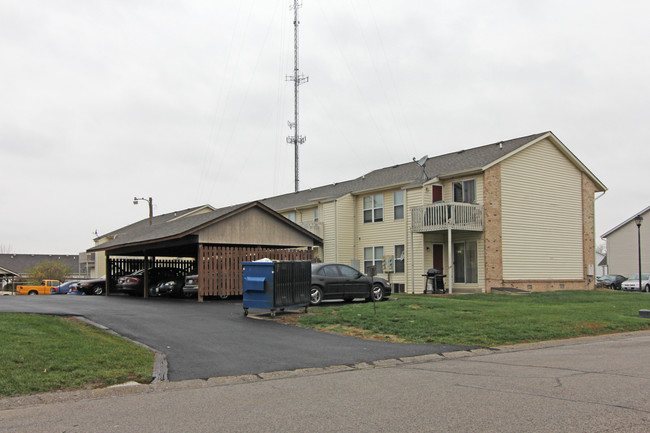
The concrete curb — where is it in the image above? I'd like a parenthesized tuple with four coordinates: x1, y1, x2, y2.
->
(74, 316, 168, 383)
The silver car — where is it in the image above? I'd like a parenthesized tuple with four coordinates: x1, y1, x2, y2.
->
(621, 273, 650, 292)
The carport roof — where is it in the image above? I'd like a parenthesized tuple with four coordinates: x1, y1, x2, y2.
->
(89, 201, 322, 256)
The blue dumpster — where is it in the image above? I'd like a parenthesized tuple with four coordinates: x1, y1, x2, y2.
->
(242, 260, 311, 317)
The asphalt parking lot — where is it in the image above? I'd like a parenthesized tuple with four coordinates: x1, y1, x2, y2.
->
(0, 296, 474, 381)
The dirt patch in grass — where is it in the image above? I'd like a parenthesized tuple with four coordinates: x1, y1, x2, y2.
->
(319, 325, 407, 342)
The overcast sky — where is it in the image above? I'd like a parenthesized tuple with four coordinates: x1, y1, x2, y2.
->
(2, 0, 649, 255)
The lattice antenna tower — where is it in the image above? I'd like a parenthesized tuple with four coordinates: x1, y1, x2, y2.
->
(286, 0, 308, 192)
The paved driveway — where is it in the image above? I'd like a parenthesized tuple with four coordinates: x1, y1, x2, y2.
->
(0, 296, 473, 381)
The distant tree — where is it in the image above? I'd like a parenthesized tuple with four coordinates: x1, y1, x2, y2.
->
(0, 244, 13, 253)
(25, 261, 73, 283)
(596, 243, 607, 255)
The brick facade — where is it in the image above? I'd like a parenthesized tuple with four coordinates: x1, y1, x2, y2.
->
(483, 164, 503, 293)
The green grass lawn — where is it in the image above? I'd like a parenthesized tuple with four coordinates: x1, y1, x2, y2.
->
(0, 313, 154, 397)
(295, 291, 650, 346)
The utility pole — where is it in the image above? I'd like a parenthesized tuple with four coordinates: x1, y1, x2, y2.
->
(286, 0, 308, 192)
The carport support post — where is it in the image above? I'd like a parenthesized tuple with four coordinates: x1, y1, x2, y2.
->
(105, 253, 111, 296)
(143, 254, 149, 299)
(198, 245, 204, 303)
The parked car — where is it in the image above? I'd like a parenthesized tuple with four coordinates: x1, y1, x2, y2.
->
(149, 275, 186, 297)
(66, 286, 85, 295)
(50, 281, 80, 295)
(15, 280, 61, 295)
(78, 277, 106, 296)
(596, 274, 627, 290)
(117, 267, 187, 296)
(621, 273, 650, 292)
(310, 263, 391, 305)
(183, 275, 199, 297)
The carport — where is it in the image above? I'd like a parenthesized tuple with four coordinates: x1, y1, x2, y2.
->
(87, 201, 321, 301)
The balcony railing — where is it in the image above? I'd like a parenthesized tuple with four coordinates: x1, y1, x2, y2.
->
(412, 202, 484, 233)
(299, 221, 325, 238)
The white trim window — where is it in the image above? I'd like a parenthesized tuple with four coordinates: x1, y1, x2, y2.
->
(394, 245, 405, 273)
(364, 246, 384, 274)
(453, 179, 476, 203)
(393, 190, 404, 220)
(287, 211, 296, 222)
(454, 240, 478, 284)
(363, 194, 384, 223)
(313, 208, 319, 222)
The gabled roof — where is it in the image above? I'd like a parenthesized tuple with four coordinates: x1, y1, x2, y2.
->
(262, 131, 606, 211)
(0, 254, 80, 277)
(601, 206, 650, 238)
(95, 205, 216, 242)
(90, 201, 322, 253)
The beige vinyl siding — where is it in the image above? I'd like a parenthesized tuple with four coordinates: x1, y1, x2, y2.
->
(406, 187, 425, 292)
(357, 189, 409, 279)
(606, 216, 650, 276)
(321, 201, 337, 263)
(336, 194, 356, 267)
(501, 138, 583, 279)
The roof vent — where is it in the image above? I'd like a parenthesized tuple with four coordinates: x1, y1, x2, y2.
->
(499, 141, 503, 150)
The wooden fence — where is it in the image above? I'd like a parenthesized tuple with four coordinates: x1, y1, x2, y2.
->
(198, 246, 314, 300)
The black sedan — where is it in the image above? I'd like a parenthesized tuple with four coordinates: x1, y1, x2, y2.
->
(116, 267, 187, 296)
(310, 263, 391, 305)
(77, 277, 106, 295)
(596, 274, 627, 290)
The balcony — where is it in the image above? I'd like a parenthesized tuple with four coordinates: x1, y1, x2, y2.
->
(411, 202, 484, 233)
(299, 221, 325, 238)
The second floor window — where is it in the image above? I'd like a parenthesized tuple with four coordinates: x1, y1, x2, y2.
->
(363, 194, 384, 223)
(313, 208, 319, 222)
(453, 179, 476, 203)
(393, 191, 404, 220)
(287, 211, 296, 222)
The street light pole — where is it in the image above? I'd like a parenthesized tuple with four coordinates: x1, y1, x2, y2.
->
(134, 197, 153, 225)
(635, 215, 643, 291)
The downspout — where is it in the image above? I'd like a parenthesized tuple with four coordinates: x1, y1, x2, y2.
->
(334, 199, 338, 263)
(353, 196, 358, 266)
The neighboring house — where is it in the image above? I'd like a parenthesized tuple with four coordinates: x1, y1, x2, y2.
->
(0, 254, 82, 287)
(261, 131, 606, 294)
(601, 206, 650, 277)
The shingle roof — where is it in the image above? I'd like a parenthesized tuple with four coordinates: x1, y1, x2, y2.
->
(261, 132, 548, 210)
(90, 203, 246, 251)
(90, 202, 322, 252)
(0, 254, 80, 276)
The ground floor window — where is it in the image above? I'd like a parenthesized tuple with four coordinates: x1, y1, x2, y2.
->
(454, 240, 478, 284)
(394, 245, 405, 273)
(364, 246, 384, 274)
